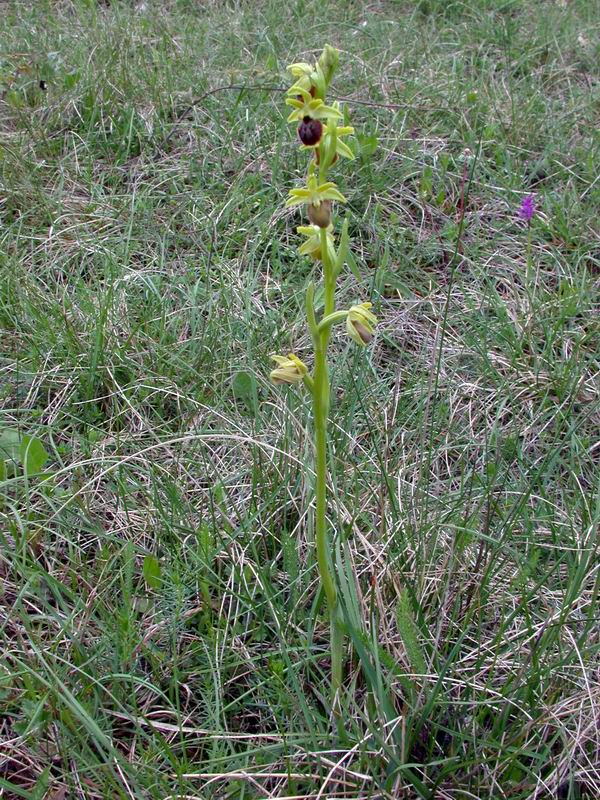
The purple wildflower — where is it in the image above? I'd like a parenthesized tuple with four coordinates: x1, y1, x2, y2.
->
(518, 193, 536, 223)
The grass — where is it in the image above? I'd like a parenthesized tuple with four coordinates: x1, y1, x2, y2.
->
(1, 0, 599, 797)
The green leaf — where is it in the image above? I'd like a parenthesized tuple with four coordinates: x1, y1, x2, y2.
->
(346, 248, 362, 282)
(214, 482, 226, 507)
(5, 90, 24, 109)
(232, 371, 258, 416)
(380, 240, 390, 271)
(312, 283, 325, 310)
(418, 165, 433, 200)
(358, 133, 378, 157)
(30, 767, 50, 800)
(19, 436, 49, 476)
(335, 217, 351, 276)
(0, 427, 21, 464)
(396, 590, 428, 676)
(197, 521, 214, 559)
(63, 70, 81, 89)
(143, 554, 162, 590)
(0, 778, 32, 799)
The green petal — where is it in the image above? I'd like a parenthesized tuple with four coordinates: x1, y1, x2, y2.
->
(320, 187, 347, 202)
(289, 188, 311, 198)
(287, 79, 308, 95)
(287, 62, 312, 75)
(336, 139, 355, 159)
(297, 225, 319, 237)
(311, 104, 343, 120)
(298, 239, 318, 256)
(286, 197, 307, 208)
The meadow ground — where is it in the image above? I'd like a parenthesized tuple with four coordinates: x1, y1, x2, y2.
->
(1, 0, 599, 797)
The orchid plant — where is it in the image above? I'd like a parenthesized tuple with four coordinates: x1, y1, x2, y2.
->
(269, 45, 377, 709)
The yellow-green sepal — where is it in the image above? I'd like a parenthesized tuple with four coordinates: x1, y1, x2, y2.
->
(335, 138, 355, 160)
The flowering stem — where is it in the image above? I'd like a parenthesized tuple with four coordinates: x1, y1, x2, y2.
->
(526, 223, 534, 299)
(272, 46, 377, 718)
(313, 225, 343, 710)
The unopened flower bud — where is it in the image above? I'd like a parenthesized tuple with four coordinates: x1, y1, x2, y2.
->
(297, 224, 335, 261)
(346, 303, 377, 346)
(270, 354, 308, 385)
(318, 44, 339, 88)
(308, 200, 332, 227)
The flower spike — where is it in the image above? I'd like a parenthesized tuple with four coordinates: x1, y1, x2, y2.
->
(267, 46, 377, 711)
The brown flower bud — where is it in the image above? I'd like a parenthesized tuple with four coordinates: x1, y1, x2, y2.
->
(307, 200, 332, 228)
(346, 303, 377, 346)
(298, 117, 323, 147)
(351, 320, 373, 344)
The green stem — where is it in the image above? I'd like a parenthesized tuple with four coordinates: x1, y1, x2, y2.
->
(313, 346, 334, 607)
(526, 223, 534, 298)
(312, 225, 344, 711)
(317, 310, 348, 334)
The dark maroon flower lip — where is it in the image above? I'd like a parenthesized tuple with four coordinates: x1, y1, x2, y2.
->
(298, 118, 323, 147)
